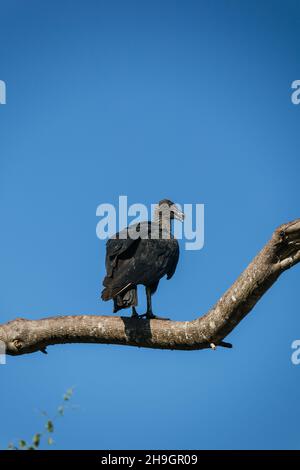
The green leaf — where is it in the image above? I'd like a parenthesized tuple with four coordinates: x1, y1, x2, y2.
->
(19, 439, 27, 448)
(58, 405, 64, 416)
(32, 433, 41, 448)
(63, 388, 73, 401)
(46, 420, 54, 433)
(47, 437, 54, 445)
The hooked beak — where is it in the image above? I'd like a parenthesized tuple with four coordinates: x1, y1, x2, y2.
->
(171, 204, 185, 222)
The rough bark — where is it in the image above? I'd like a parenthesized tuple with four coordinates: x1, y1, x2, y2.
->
(0, 219, 299, 357)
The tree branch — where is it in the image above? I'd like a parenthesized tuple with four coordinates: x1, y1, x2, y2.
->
(1, 219, 299, 356)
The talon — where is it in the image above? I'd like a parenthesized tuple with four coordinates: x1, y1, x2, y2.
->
(131, 307, 139, 318)
(139, 313, 170, 321)
(149, 315, 170, 321)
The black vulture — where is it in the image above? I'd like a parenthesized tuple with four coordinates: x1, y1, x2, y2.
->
(101, 199, 184, 319)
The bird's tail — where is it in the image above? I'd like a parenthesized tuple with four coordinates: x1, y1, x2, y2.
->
(101, 287, 112, 301)
(101, 281, 137, 312)
(113, 288, 137, 312)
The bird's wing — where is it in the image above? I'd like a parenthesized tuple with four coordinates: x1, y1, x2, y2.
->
(106, 222, 153, 253)
(105, 223, 148, 277)
(166, 241, 180, 280)
(106, 236, 136, 258)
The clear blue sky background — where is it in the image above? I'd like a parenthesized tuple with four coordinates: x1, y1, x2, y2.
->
(0, 0, 299, 450)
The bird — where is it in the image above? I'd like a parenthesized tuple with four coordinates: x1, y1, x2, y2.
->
(101, 199, 184, 320)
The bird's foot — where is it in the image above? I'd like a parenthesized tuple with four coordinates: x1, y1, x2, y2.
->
(131, 307, 139, 318)
(138, 312, 170, 321)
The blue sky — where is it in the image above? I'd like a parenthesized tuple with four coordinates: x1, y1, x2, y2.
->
(0, 0, 299, 449)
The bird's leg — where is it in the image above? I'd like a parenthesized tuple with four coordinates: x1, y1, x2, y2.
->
(139, 287, 170, 321)
(145, 286, 154, 317)
(131, 306, 139, 318)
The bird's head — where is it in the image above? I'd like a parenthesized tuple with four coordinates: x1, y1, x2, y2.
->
(157, 199, 185, 222)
